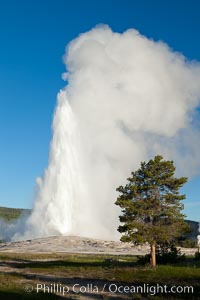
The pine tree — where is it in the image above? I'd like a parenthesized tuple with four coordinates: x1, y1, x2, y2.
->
(115, 155, 189, 267)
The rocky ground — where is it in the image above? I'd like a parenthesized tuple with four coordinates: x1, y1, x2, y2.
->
(0, 235, 149, 255)
(0, 235, 197, 256)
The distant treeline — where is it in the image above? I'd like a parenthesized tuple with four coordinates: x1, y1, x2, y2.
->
(0, 206, 31, 222)
(180, 220, 199, 247)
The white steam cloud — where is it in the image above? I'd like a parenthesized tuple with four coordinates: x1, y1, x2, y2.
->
(5, 25, 200, 241)
(198, 222, 200, 247)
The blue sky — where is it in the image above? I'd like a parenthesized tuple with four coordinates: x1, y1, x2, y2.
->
(0, 0, 199, 221)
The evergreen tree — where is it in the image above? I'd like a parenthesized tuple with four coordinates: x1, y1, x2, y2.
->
(115, 155, 189, 267)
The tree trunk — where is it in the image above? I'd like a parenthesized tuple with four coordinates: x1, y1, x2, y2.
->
(150, 243, 156, 268)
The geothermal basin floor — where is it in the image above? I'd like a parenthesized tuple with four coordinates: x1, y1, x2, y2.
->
(0, 235, 196, 256)
(0, 236, 147, 255)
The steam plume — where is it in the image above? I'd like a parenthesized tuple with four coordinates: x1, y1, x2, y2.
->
(11, 25, 200, 241)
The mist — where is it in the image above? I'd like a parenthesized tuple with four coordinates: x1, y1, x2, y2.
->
(6, 25, 200, 241)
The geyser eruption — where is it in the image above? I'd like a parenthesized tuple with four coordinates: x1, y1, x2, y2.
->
(12, 25, 200, 241)
(13, 92, 88, 240)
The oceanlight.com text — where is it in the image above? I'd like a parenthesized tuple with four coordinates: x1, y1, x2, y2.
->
(24, 282, 194, 296)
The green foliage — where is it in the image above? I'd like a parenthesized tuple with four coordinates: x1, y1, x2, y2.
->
(156, 244, 186, 264)
(115, 155, 189, 246)
(138, 244, 185, 265)
(178, 238, 197, 248)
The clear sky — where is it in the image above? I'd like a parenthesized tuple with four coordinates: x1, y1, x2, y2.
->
(0, 0, 199, 221)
